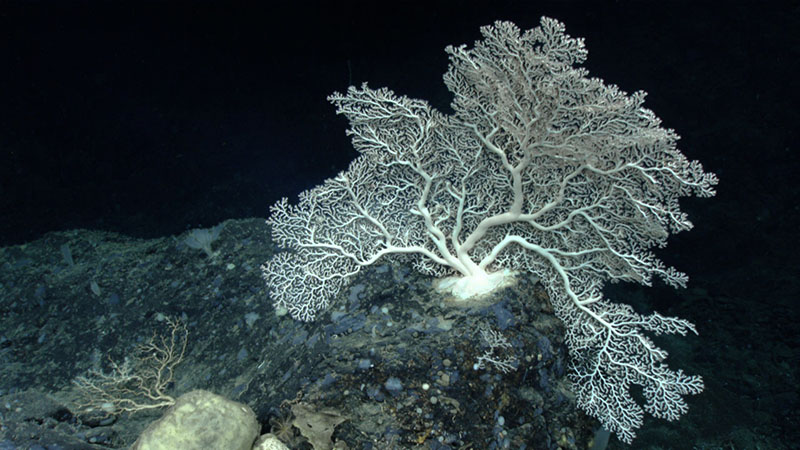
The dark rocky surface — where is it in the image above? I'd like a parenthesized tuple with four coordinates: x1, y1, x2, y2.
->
(0, 219, 591, 449)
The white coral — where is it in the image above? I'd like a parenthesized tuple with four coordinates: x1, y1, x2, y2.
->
(263, 17, 716, 443)
(184, 223, 224, 258)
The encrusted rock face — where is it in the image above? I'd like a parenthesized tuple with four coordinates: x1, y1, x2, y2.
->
(244, 263, 593, 449)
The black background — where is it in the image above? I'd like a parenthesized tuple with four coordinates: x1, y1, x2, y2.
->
(2, 1, 795, 252)
(4, 0, 797, 308)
